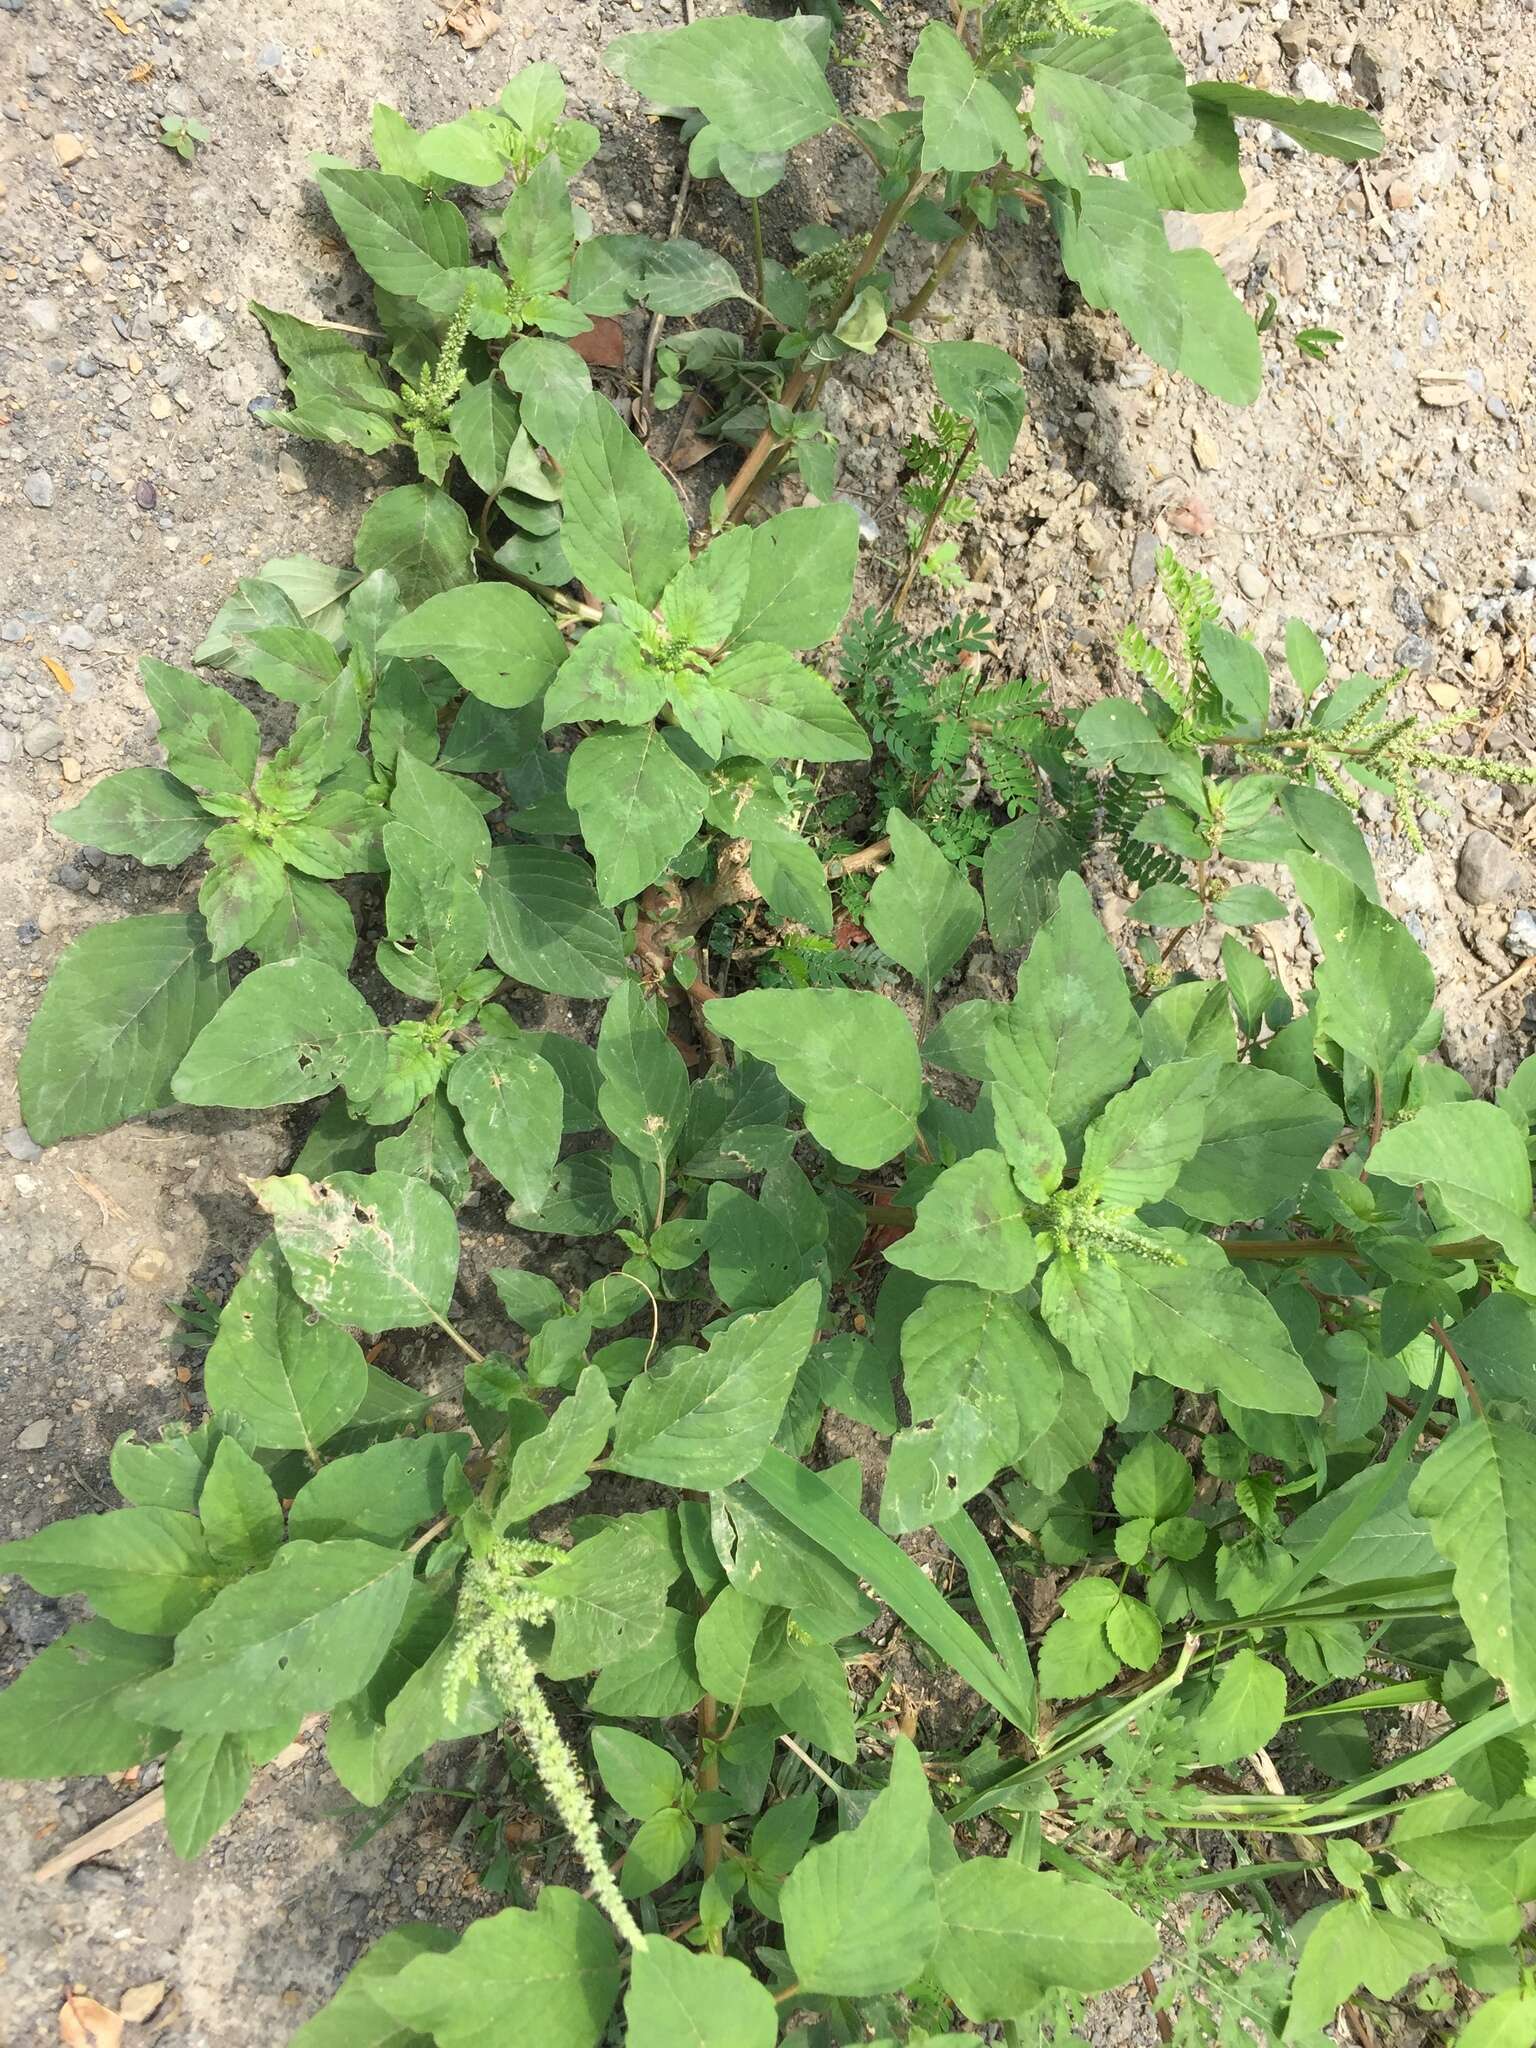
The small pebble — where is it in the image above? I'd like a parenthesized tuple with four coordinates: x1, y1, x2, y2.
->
(15, 1419, 52, 1450)
(2, 1127, 42, 1163)
(24, 471, 55, 509)
(1506, 909, 1536, 959)
(23, 718, 65, 758)
(135, 478, 158, 510)
(1237, 563, 1267, 601)
(1456, 828, 1525, 906)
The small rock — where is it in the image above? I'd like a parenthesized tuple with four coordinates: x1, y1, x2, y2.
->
(1391, 585, 1427, 631)
(1294, 59, 1334, 100)
(135, 478, 158, 510)
(1423, 590, 1462, 630)
(1395, 634, 1432, 673)
(1391, 853, 1439, 915)
(54, 864, 88, 893)
(15, 1419, 52, 1451)
(79, 246, 108, 284)
(277, 451, 308, 493)
(2, 1127, 42, 1162)
(128, 1245, 173, 1286)
(1348, 38, 1402, 107)
(623, 199, 646, 224)
(1513, 560, 1536, 592)
(149, 392, 175, 421)
(51, 132, 86, 169)
(1130, 531, 1159, 591)
(21, 297, 61, 340)
(1191, 426, 1222, 471)
(1457, 828, 1525, 905)
(177, 311, 226, 355)
(23, 718, 65, 758)
(25, 48, 48, 76)
(1425, 681, 1462, 710)
(23, 471, 55, 509)
(3, 1589, 66, 1647)
(74, 353, 100, 379)
(1237, 563, 1267, 601)
(1506, 908, 1536, 959)
(1386, 179, 1415, 210)
(60, 756, 82, 782)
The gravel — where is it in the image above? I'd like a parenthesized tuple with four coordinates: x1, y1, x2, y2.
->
(1456, 828, 1526, 905)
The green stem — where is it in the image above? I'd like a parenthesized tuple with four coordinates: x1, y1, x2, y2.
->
(748, 197, 766, 345)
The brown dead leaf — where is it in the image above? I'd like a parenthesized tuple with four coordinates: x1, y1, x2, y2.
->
(126, 61, 155, 84)
(441, 3, 501, 48)
(117, 1983, 167, 2026)
(59, 1996, 123, 2048)
(42, 654, 76, 695)
(100, 6, 134, 32)
(566, 317, 626, 371)
(1167, 493, 1215, 539)
(663, 390, 720, 472)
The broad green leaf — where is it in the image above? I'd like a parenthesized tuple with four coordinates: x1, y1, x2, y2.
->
(0, 1621, 171, 1779)
(1193, 80, 1383, 161)
(163, 1731, 254, 1859)
(909, 22, 1026, 172)
(592, 1724, 682, 1821)
(981, 813, 1077, 949)
(501, 336, 592, 458)
(659, 527, 753, 649)
(256, 1170, 459, 1331)
(1049, 177, 1181, 380)
(18, 912, 228, 1145)
(498, 153, 576, 295)
(196, 555, 358, 667)
(606, 17, 838, 153)
(567, 727, 707, 906)
(253, 870, 358, 976)
(1194, 1648, 1286, 1762)
(710, 988, 922, 1169)
(596, 979, 689, 1182)
(1288, 851, 1434, 1076)
(782, 1737, 940, 1994)
(316, 166, 470, 295)
(288, 1925, 457, 2048)
(750, 823, 834, 935)
(447, 1037, 562, 1213)
(708, 643, 870, 764)
(354, 484, 475, 611)
(697, 1595, 795, 1714)
(927, 340, 1027, 475)
(635, 237, 743, 316)
(1369, 1101, 1536, 1290)
(125, 1539, 413, 1734)
(378, 830, 489, 1006)
(173, 958, 385, 1110)
(111, 1423, 219, 1514)
(0, 1508, 221, 1635)
(587, 1611, 702, 1720)
(1078, 1058, 1216, 1209)
(1169, 1065, 1342, 1224)
(55, 766, 211, 867)
(732, 503, 860, 650)
(198, 823, 289, 962)
(480, 846, 624, 1000)
(706, 1182, 811, 1312)
(203, 1238, 367, 1453)
(624, 1940, 777, 2048)
(1410, 1419, 1536, 1718)
(288, 1434, 471, 1546)
(542, 622, 668, 731)
(864, 810, 983, 987)
(499, 1366, 614, 1526)
(887, 1150, 1039, 1293)
(1029, 0, 1193, 184)
(197, 1438, 285, 1570)
(936, 1861, 1158, 2017)
(992, 872, 1139, 1144)
(388, 749, 491, 880)
(141, 657, 259, 799)
(1167, 246, 1263, 405)
(1284, 1900, 1444, 2043)
(375, 1888, 620, 2048)
(1113, 1435, 1193, 1522)
(1125, 98, 1244, 211)
(1455, 1990, 1536, 2048)
(377, 584, 567, 708)
(536, 1520, 675, 1677)
(560, 392, 688, 606)
(612, 1281, 821, 1489)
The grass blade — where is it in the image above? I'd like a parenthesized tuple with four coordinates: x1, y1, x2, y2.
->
(937, 1508, 1036, 1739)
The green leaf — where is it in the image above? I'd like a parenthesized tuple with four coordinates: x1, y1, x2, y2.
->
(163, 1731, 254, 1858)
(1285, 616, 1329, 697)
(501, 337, 592, 459)
(733, 502, 860, 650)
(567, 727, 707, 906)
(377, 584, 567, 708)
(1105, 1591, 1162, 1669)
(197, 824, 288, 962)
(864, 810, 983, 987)
(1284, 1900, 1444, 2043)
(536, 1520, 675, 1677)
(203, 1238, 367, 1454)
(1125, 98, 1244, 212)
(635, 238, 744, 316)
(125, 1540, 413, 1734)
(376, 1889, 620, 2048)
(782, 1737, 939, 1994)
(1369, 1101, 1536, 1290)
(1029, 0, 1193, 183)
(1455, 1990, 1536, 2048)
(991, 873, 1139, 1144)
(197, 556, 358, 667)
(444, 1038, 560, 1214)
(611, 1280, 821, 1490)
(1410, 1418, 1536, 1718)
(597, 979, 690, 1182)
(909, 22, 1026, 172)
(927, 340, 1027, 475)
(936, 1861, 1158, 2017)
(1194, 1647, 1286, 1762)
(316, 166, 470, 295)
(1077, 1058, 1217, 1209)
(173, 958, 385, 1110)
(55, 766, 211, 867)
(710, 989, 922, 1169)
(606, 17, 838, 154)
(288, 1925, 456, 2048)
(498, 153, 575, 295)
(1049, 177, 1180, 378)
(354, 484, 475, 612)
(253, 871, 358, 976)
(560, 392, 688, 607)
(888, 1151, 1040, 1293)
(141, 657, 259, 800)
(197, 1438, 284, 1570)
(256, 1170, 459, 1332)
(1167, 247, 1263, 404)
(0, 1508, 221, 1635)
(481, 850, 625, 1000)
(1169, 1065, 1342, 1224)
(1288, 851, 1434, 1076)
(592, 1724, 682, 1821)
(18, 912, 228, 1145)
(0, 1621, 171, 1779)
(1192, 80, 1383, 161)
(708, 643, 870, 765)
(1113, 1436, 1193, 1522)
(499, 1366, 614, 1526)
(624, 1941, 777, 2048)
(288, 1434, 470, 1547)
(1200, 622, 1270, 724)
(587, 1611, 701, 1720)
(981, 813, 1077, 949)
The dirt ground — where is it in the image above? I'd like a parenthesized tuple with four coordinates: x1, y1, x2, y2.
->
(1, 0, 1532, 2038)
